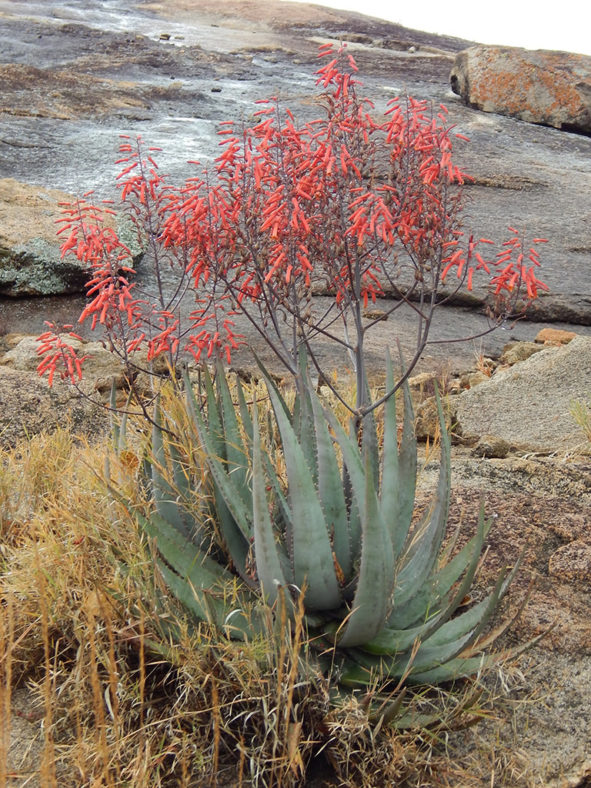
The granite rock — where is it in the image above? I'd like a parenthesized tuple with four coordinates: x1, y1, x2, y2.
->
(450, 45, 591, 134)
(455, 335, 591, 453)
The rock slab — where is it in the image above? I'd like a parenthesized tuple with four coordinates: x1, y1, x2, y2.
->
(0, 179, 88, 296)
(450, 45, 591, 133)
(455, 335, 591, 453)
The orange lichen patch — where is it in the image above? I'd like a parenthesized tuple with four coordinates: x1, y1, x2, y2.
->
(477, 53, 583, 119)
(535, 328, 577, 345)
(453, 46, 591, 131)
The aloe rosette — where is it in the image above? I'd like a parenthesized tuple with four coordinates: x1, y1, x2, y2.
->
(124, 354, 526, 688)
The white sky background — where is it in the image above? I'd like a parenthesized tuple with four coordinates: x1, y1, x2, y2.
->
(286, 0, 591, 56)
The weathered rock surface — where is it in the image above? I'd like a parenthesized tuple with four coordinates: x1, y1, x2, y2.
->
(0, 334, 120, 446)
(0, 0, 590, 340)
(535, 326, 578, 345)
(416, 456, 591, 786)
(498, 339, 543, 365)
(450, 45, 591, 134)
(455, 335, 591, 453)
(1, 333, 113, 374)
(0, 179, 142, 296)
(0, 365, 108, 446)
(0, 179, 89, 296)
(549, 540, 591, 582)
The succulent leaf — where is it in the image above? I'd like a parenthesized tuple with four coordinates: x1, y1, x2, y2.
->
(361, 377, 380, 493)
(308, 372, 352, 580)
(235, 373, 254, 441)
(150, 397, 196, 541)
(122, 354, 526, 703)
(337, 447, 395, 647)
(264, 369, 342, 611)
(387, 386, 451, 628)
(182, 370, 254, 582)
(367, 502, 491, 655)
(252, 398, 289, 604)
(380, 353, 416, 560)
(395, 364, 418, 550)
(188, 384, 253, 539)
(215, 363, 251, 509)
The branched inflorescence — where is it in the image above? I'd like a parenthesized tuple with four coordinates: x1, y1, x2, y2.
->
(38, 44, 547, 410)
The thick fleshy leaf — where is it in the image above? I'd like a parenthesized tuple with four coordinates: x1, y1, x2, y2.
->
(309, 373, 351, 580)
(395, 365, 417, 553)
(252, 399, 289, 604)
(325, 409, 398, 642)
(406, 654, 494, 685)
(343, 417, 362, 566)
(366, 503, 492, 654)
(380, 353, 415, 560)
(350, 570, 513, 682)
(215, 365, 251, 509)
(294, 347, 318, 482)
(138, 508, 259, 637)
(187, 383, 252, 536)
(264, 370, 342, 611)
(361, 377, 379, 493)
(139, 509, 232, 584)
(202, 365, 225, 459)
(421, 551, 524, 653)
(325, 410, 367, 523)
(183, 370, 253, 577)
(150, 398, 195, 540)
(387, 387, 451, 628)
(156, 562, 256, 640)
(430, 503, 491, 604)
(337, 446, 395, 647)
(235, 374, 254, 442)
(406, 611, 549, 685)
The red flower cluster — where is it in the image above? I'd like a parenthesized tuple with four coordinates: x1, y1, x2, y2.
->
(36, 323, 88, 386)
(37, 45, 548, 387)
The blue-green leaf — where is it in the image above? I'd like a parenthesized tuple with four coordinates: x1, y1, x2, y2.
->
(252, 398, 289, 604)
(380, 353, 415, 560)
(387, 386, 451, 628)
(337, 446, 395, 647)
(264, 371, 342, 611)
(309, 374, 351, 581)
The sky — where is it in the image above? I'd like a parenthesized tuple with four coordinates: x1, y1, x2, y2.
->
(287, 0, 591, 56)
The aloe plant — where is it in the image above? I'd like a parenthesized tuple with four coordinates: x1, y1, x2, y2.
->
(119, 354, 529, 689)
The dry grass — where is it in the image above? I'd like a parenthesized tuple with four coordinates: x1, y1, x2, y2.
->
(570, 396, 591, 444)
(0, 415, 531, 786)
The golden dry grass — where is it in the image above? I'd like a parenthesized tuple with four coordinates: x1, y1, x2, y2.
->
(0, 401, 533, 786)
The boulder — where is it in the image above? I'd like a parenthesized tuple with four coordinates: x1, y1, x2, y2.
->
(0, 179, 142, 297)
(0, 366, 108, 446)
(450, 46, 591, 134)
(415, 459, 591, 786)
(458, 368, 491, 389)
(414, 393, 459, 441)
(0, 334, 120, 377)
(499, 340, 544, 366)
(523, 295, 591, 327)
(471, 434, 510, 458)
(0, 179, 89, 296)
(455, 335, 591, 453)
(535, 327, 577, 345)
